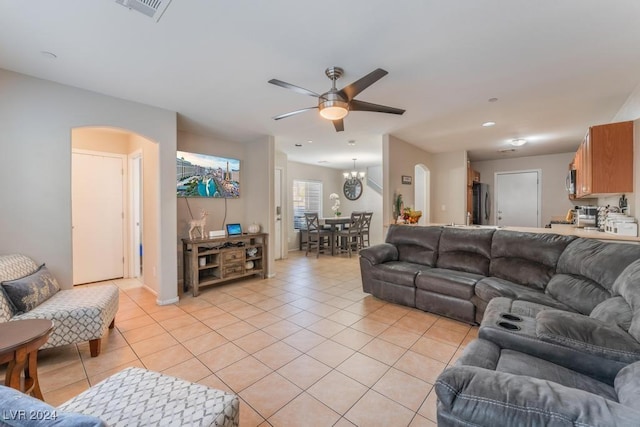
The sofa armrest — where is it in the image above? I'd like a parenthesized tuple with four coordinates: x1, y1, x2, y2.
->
(536, 309, 640, 364)
(436, 365, 640, 426)
(359, 243, 398, 265)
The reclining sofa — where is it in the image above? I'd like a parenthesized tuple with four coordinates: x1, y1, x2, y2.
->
(359, 225, 640, 324)
(359, 225, 640, 426)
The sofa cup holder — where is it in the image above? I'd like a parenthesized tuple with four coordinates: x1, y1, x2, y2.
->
(497, 321, 521, 331)
(499, 313, 523, 322)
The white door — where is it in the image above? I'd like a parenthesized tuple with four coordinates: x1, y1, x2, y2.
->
(274, 168, 283, 259)
(72, 152, 125, 284)
(495, 170, 540, 227)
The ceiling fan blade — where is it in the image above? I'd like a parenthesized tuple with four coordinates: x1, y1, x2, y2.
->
(268, 79, 320, 98)
(333, 119, 344, 132)
(349, 99, 405, 115)
(273, 106, 318, 120)
(338, 68, 388, 101)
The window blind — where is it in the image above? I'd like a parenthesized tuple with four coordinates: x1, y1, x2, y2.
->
(292, 180, 323, 229)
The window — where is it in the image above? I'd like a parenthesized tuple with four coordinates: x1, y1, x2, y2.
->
(292, 180, 322, 229)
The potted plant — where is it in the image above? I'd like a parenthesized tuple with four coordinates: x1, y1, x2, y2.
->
(329, 193, 341, 217)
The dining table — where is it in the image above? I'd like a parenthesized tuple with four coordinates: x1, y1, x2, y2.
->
(322, 216, 352, 255)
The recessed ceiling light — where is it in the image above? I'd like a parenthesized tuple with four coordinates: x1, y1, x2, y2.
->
(294, 143, 302, 147)
(307, 140, 313, 144)
(488, 97, 498, 103)
(482, 121, 496, 127)
(347, 140, 356, 146)
(40, 51, 57, 59)
(510, 139, 527, 146)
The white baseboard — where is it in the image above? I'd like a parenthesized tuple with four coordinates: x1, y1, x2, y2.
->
(157, 296, 179, 305)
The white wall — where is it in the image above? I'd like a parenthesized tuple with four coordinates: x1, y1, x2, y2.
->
(0, 69, 177, 304)
(383, 134, 433, 225)
(176, 131, 275, 280)
(384, 135, 467, 227)
(611, 82, 640, 218)
(431, 151, 467, 224)
(472, 152, 582, 225)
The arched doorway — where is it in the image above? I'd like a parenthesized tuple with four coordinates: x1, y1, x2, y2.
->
(71, 127, 157, 285)
(414, 164, 430, 225)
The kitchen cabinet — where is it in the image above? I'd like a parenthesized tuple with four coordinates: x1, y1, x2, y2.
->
(182, 233, 268, 297)
(573, 121, 633, 198)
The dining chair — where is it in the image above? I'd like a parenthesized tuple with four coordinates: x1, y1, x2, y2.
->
(336, 212, 364, 257)
(360, 212, 373, 248)
(304, 213, 331, 258)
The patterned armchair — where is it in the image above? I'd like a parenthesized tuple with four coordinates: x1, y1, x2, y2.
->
(0, 254, 119, 357)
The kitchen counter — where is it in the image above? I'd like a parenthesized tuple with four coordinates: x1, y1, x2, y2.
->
(388, 223, 640, 243)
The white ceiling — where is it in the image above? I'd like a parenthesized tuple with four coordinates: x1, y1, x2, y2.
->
(2, 1, 640, 170)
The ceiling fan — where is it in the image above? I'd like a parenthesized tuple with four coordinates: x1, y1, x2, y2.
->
(268, 67, 405, 132)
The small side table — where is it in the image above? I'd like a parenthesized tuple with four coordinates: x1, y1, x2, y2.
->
(0, 319, 54, 400)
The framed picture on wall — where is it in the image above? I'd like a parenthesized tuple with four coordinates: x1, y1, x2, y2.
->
(401, 175, 412, 185)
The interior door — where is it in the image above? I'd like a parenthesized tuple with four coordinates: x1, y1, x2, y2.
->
(495, 171, 540, 227)
(72, 152, 125, 284)
(274, 168, 283, 259)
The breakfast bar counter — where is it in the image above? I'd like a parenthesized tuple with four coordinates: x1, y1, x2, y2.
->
(388, 223, 640, 243)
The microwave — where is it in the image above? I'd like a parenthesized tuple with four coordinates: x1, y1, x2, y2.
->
(566, 169, 576, 197)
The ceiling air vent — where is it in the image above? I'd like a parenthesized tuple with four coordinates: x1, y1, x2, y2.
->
(115, 0, 172, 22)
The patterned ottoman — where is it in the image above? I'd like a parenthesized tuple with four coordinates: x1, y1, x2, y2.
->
(58, 367, 239, 427)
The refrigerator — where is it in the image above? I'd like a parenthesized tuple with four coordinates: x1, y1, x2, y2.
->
(472, 183, 490, 225)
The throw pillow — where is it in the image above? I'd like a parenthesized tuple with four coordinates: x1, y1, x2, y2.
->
(1, 264, 60, 314)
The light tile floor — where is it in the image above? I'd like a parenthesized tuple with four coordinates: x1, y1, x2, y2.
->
(18, 252, 479, 426)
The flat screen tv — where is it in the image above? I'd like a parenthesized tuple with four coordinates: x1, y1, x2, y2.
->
(177, 151, 240, 198)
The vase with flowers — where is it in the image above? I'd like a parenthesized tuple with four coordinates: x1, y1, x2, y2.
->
(329, 193, 342, 217)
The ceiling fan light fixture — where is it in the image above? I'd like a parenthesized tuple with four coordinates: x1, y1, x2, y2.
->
(319, 100, 349, 120)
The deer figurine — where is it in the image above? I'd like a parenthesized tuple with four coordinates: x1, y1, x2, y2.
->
(188, 210, 208, 240)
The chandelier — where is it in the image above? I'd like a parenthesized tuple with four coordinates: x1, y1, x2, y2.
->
(343, 158, 366, 181)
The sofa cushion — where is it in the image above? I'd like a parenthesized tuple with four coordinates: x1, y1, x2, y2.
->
(496, 348, 618, 401)
(590, 296, 633, 331)
(536, 309, 640, 365)
(435, 227, 494, 275)
(546, 273, 610, 315)
(15, 284, 119, 350)
(556, 238, 640, 294)
(368, 261, 429, 287)
(1, 264, 60, 314)
(0, 385, 105, 426)
(615, 361, 640, 407)
(385, 225, 441, 266)
(415, 268, 483, 299)
(611, 259, 640, 342)
(475, 277, 574, 311)
(489, 231, 576, 290)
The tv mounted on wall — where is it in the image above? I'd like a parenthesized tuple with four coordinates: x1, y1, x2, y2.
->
(177, 151, 240, 198)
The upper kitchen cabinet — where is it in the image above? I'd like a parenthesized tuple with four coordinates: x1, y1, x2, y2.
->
(573, 120, 633, 198)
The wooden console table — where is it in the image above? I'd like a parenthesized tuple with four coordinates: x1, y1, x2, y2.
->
(182, 233, 268, 297)
(0, 319, 54, 400)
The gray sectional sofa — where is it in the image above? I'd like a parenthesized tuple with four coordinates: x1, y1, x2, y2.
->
(360, 225, 640, 426)
(359, 224, 640, 324)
